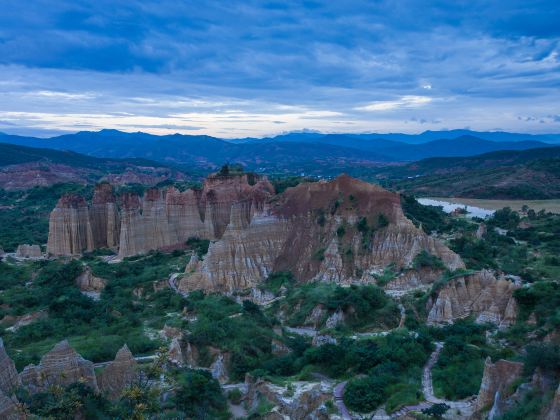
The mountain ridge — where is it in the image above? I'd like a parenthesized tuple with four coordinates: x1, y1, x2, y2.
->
(0, 130, 556, 171)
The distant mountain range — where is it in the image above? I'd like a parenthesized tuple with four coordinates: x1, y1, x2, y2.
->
(0, 139, 559, 199)
(230, 129, 560, 145)
(0, 130, 557, 174)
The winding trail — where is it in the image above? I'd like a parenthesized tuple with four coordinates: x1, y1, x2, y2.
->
(333, 381, 351, 420)
(334, 342, 476, 419)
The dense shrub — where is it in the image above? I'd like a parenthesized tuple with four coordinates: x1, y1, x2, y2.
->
(173, 369, 228, 418)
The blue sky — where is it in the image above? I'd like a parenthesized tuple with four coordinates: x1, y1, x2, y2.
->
(0, 0, 559, 137)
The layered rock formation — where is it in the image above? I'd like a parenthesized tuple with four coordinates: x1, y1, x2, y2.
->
(0, 340, 24, 420)
(75, 266, 107, 293)
(47, 183, 121, 256)
(47, 173, 274, 259)
(48, 174, 463, 293)
(97, 345, 138, 398)
(473, 358, 524, 418)
(15, 244, 42, 258)
(0, 393, 23, 420)
(245, 375, 331, 420)
(384, 267, 443, 296)
(89, 183, 120, 249)
(47, 194, 94, 255)
(426, 270, 519, 327)
(20, 340, 98, 393)
(0, 338, 20, 395)
(118, 173, 273, 258)
(179, 175, 463, 292)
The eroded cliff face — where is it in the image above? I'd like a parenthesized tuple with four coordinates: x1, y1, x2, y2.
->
(47, 183, 120, 256)
(118, 173, 274, 258)
(48, 174, 462, 293)
(0, 338, 20, 395)
(473, 357, 524, 417)
(75, 266, 107, 293)
(97, 344, 138, 399)
(90, 182, 120, 249)
(0, 392, 23, 420)
(245, 374, 331, 420)
(179, 175, 463, 292)
(20, 340, 98, 393)
(426, 270, 519, 327)
(47, 194, 94, 256)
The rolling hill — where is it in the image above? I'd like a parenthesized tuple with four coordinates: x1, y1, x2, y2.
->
(0, 142, 193, 190)
(376, 146, 560, 199)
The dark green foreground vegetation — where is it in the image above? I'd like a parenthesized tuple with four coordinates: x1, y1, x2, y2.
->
(15, 366, 229, 419)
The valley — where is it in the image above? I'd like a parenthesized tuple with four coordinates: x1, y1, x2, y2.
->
(0, 166, 558, 419)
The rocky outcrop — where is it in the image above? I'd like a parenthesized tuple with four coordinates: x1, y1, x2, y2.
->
(544, 383, 560, 420)
(89, 183, 120, 249)
(97, 345, 137, 398)
(15, 244, 42, 258)
(47, 184, 122, 256)
(0, 338, 20, 395)
(474, 358, 524, 415)
(384, 267, 443, 296)
(47, 194, 94, 255)
(75, 266, 107, 293)
(210, 353, 230, 384)
(1, 310, 47, 331)
(180, 175, 463, 292)
(20, 340, 98, 393)
(245, 375, 331, 420)
(168, 337, 185, 366)
(118, 174, 274, 258)
(48, 174, 462, 293)
(426, 270, 519, 327)
(0, 392, 23, 420)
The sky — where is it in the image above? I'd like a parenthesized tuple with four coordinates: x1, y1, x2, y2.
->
(0, 0, 559, 138)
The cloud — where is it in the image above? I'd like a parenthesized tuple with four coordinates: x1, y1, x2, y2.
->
(0, 1, 558, 136)
(356, 96, 433, 112)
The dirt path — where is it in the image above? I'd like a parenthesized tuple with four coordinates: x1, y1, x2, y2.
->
(333, 381, 352, 420)
(422, 342, 444, 403)
(333, 342, 476, 419)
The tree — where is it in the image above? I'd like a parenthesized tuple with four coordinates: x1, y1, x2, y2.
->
(218, 164, 230, 176)
(422, 403, 450, 418)
(173, 369, 227, 418)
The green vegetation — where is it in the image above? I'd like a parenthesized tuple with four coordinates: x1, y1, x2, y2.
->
(514, 282, 560, 327)
(16, 364, 229, 419)
(269, 175, 318, 194)
(186, 293, 275, 381)
(280, 282, 399, 331)
(412, 250, 445, 270)
(260, 271, 295, 295)
(1, 251, 191, 369)
(430, 320, 509, 400)
(0, 183, 93, 251)
(401, 194, 447, 233)
(185, 237, 211, 259)
(17, 382, 114, 419)
(342, 331, 432, 413)
(173, 369, 229, 418)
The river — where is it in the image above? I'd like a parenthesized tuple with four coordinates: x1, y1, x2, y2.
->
(418, 198, 495, 218)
